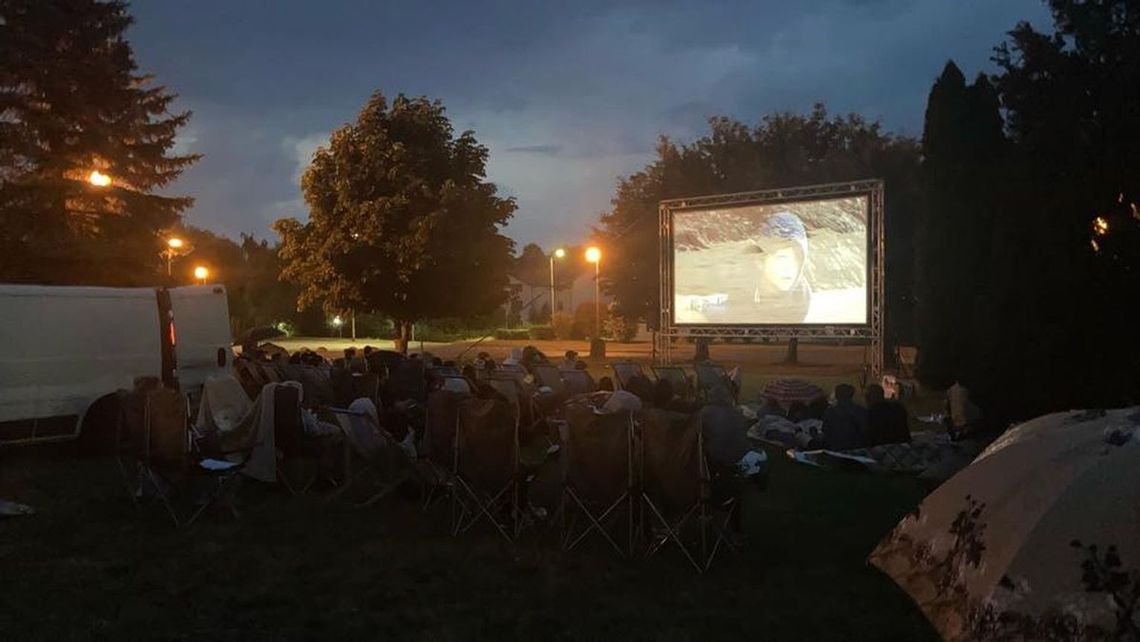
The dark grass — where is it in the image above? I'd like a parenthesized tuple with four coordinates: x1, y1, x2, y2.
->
(0, 442, 936, 641)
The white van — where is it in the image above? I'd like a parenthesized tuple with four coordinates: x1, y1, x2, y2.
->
(0, 284, 234, 446)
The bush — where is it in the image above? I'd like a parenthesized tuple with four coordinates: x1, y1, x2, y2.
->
(573, 302, 598, 340)
(551, 312, 574, 340)
(528, 325, 554, 340)
(603, 313, 637, 343)
(494, 328, 530, 340)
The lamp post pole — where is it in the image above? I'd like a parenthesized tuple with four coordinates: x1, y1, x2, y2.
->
(549, 255, 556, 324)
(594, 258, 600, 338)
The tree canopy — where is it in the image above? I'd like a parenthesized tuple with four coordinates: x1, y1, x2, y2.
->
(599, 105, 922, 344)
(274, 92, 516, 350)
(0, 0, 198, 285)
(916, 0, 1140, 419)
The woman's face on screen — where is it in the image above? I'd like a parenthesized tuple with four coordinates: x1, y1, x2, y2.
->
(762, 246, 801, 291)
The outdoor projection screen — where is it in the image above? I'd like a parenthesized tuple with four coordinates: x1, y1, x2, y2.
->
(671, 193, 869, 325)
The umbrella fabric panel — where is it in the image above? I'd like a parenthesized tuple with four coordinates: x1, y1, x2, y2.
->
(985, 440, 1139, 638)
(869, 408, 1139, 640)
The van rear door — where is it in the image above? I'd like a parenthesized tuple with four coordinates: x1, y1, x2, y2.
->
(168, 285, 233, 399)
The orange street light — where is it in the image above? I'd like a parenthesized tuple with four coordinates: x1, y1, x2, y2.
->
(585, 246, 602, 338)
(88, 170, 111, 187)
(193, 266, 209, 285)
(162, 237, 186, 276)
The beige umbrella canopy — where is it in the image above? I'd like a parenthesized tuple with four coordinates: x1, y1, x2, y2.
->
(869, 407, 1140, 641)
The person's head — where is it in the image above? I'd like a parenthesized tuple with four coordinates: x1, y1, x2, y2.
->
(598, 376, 614, 392)
(344, 347, 357, 359)
(750, 212, 808, 293)
(864, 383, 885, 405)
(834, 383, 856, 403)
(565, 350, 578, 362)
(656, 378, 670, 410)
(807, 396, 829, 419)
(363, 345, 374, 356)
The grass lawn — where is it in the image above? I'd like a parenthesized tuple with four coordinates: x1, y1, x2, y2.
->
(0, 439, 937, 640)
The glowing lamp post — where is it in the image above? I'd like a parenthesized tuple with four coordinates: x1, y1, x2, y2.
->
(88, 170, 111, 187)
(585, 246, 601, 339)
(331, 315, 344, 338)
(193, 265, 209, 285)
(164, 237, 184, 276)
(549, 247, 565, 323)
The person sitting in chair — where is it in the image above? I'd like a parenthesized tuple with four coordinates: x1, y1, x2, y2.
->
(864, 383, 910, 446)
(821, 384, 867, 450)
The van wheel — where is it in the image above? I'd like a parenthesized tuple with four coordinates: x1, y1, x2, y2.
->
(76, 395, 122, 455)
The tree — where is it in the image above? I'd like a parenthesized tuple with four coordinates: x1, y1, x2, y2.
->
(275, 92, 516, 352)
(0, 0, 199, 285)
(915, 62, 1007, 389)
(917, 0, 1140, 420)
(600, 105, 923, 350)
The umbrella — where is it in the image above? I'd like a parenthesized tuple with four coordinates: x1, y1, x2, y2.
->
(868, 407, 1140, 641)
(234, 325, 286, 347)
(761, 378, 825, 406)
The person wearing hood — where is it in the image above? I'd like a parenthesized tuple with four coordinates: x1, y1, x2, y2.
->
(748, 211, 812, 323)
(701, 211, 812, 324)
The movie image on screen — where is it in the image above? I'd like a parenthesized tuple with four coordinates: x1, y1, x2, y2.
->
(673, 195, 868, 325)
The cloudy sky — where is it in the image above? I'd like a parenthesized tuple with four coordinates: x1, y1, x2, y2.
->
(128, 0, 1050, 249)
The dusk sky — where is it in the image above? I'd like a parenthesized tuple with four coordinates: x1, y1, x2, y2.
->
(128, 0, 1050, 250)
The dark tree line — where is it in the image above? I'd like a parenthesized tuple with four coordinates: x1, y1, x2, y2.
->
(918, 0, 1140, 420)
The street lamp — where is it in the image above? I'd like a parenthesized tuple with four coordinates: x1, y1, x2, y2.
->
(331, 315, 344, 338)
(193, 265, 209, 285)
(88, 170, 111, 187)
(549, 247, 565, 323)
(585, 246, 601, 338)
(163, 237, 184, 276)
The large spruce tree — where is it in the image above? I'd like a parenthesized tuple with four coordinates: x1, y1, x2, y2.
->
(0, 0, 199, 285)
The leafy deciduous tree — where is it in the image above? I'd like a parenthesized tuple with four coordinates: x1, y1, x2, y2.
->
(275, 92, 516, 352)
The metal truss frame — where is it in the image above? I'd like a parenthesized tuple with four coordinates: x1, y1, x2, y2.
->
(655, 179, 885, 376)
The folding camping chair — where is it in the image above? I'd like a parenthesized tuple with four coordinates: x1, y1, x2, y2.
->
(695, 363, 737, 404)
(272, 384, 325, 495)
(351, 372, 381, 408)
(452, 395, 520, 543)
(116, 386, 245, 527)
(531, 363, 570, 397)
(611, 360, 646, 391)
(560, 400, 638, 556)
(640, 408, 738, 572)
(421, 389, 470, 515)
(651, 365, 694, 402)
(233, 358, 266, 399)
(327, 399, 418, 508)
(559, 368, 596, 396)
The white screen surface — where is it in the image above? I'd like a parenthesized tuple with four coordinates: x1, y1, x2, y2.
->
(672, 195, 868, 325)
